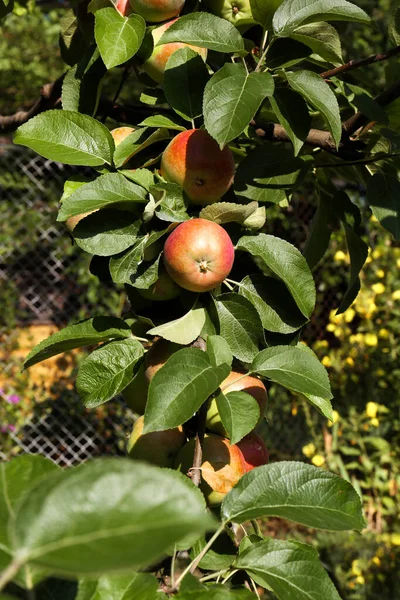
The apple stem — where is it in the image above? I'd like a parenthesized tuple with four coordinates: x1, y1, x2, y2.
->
(223, 279, 234, 291)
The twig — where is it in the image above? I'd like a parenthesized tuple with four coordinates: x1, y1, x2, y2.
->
(320, 45, 400, 79)
(190, 401, 208, 487)
(343, 79, 400, 136)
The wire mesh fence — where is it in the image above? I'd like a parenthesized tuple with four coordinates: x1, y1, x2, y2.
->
(0, 140, 336, 467)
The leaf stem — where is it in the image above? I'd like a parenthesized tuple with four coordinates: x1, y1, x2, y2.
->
(250, 577, 261, 599)
(221, 569, 239, 584)
(170, 545, 177, 588)
(0, 558, 23, 592)
(255, 34, 275, 73)
(223, 279, 235, 291)
(251, 519, 262, 536)
(199, 569, 229, 583)
(225, 278, 243, 288)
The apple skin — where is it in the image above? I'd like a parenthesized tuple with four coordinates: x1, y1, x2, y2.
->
(174, 434, 246, 505)
(127, 415, 186, 467)
(161, 129, 235, 205)
(129, 0, 184, 22)
(237, 432, 269, 472)
(163, 219, 235, 293)
(116, 0, 132, 16)
(143, 19, 207, 84)
(206, 371, 268, 436)
(203, 0, 255, 27)
(122, 338, 181, 413)
(138, 268, 181, 302)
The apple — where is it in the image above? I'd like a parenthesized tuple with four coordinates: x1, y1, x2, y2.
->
(138, 268, 181, 301)
(129, 0, 184, 22)
(127, 415, 185, 467)
(160, 129, 235, 205)
(122, 338, 181, 413)
(163, 219, 234, 293)
(115, 0, 132, 16)
(203, 0, 255, 27)
(143, 19, 207, 84)
(174, 434, 246, 505)
(111, 126, 135, 145)
(237, 432, 269, 472)
(206, 371, 268, 436)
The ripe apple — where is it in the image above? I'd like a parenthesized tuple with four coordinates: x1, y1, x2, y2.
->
(115, 0, 132, 16)
(127, 415, 185, 467)
(143, 19, 207, 84)
(160, 129, 235, 205)
(138, 268, 181, 301)
(203, 0, 255, 27)
(237, 432, 269, 472)
(122, 338, 181, 413)
(206, 371, 268, 436)
(174, 434, 246, 505)
(129, 0, 184, 22)
(163, 219, 235, 293)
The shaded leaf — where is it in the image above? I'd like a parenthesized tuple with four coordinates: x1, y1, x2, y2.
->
(270, 87, 310, 156)
(73, 210, 141, 257)
(367, 172, 400, 241)
(147, 302, 206, 345)
(216, 390, 260, 444)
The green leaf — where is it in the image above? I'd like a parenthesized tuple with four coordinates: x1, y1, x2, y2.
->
(236, 538, 342, 600)
(62, 47, 107, 116)
(114, 127, 170, 169)
(76, 573, 160, 600)
(144, 349, 230, 432)
(130, 255, 161, 289)
(264, 38, 311, 70)
(120, 168, 155, 190)
(57, 173, 147, 221)
(190, 532, 236, 572)
(73, 210, 141, 257)
(147, 302, 207, 345)
(252, 345, 332, 400)
(76, 338, 145, 408)
(157, 12, 245, 54)
(216, 391, 260, 444)
(294, 343, 333, 420)
(237, 234, 316, 318)
(199, 202, 265, 229)
(250, 0, 284, 29)
(138, 115, 186, 131)
(164, 47, 209, 121)
(94, 9, 145, 69)
(60, 9, 85, 67)
(234, 144, 307, 204)
(222, 461, 366, 530)
(273, 0, 370, 37)
(24, 317, 131, 369)
(176, 586, 256, 600)
(270, 88, 310, 156)
(302, 196, 337, 270)
(291, 22, 343, 64)
(286, 70, 341, 148)
(14, 110, 115, 166)
(239, 274, 307, 334)
(389, 6, 400, 46)
(214, 293, 265, 363)
(367, 172, 400, 241)
(207, 335, 233, 367)
(0, 0, 13, 19)
(10, 459, 215, 574)
(204, 64, 274, 148)
(150, 182, 190, 223)
(109, 238, 147, 285)
(345, 83, 389, 125)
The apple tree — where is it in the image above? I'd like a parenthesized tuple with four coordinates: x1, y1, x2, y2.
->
(1, 0, 399, 598)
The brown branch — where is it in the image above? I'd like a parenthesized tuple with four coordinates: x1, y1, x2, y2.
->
(320, 45, 400, 80)
(343, 79, 400, 136)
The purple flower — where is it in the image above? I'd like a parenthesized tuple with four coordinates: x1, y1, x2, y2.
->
(0, 424, 16, 433)
(8, 424, 16, 432)
(6, 395, 20, 405)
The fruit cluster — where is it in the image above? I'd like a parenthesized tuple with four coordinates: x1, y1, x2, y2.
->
(125, 338, 269, 505)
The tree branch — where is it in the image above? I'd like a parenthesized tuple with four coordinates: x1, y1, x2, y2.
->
(320, 45, 400, 80)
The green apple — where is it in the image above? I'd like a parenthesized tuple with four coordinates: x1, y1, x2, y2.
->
(203, 0, 255, 27)
(127, 415, 186, 467)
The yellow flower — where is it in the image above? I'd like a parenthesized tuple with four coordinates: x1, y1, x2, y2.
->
(396, 258, 400, 268)
(351, 560, 362, 576)
(326, 323, 336, 332)
(311, 455, 325, 467)
(371, 556, 381, 566)
(370, 214, 378, 223)
(372, 249, 381, 259)
(334, 250, 348, 261)
(370, 417, 380, 427)
(379, 329, 389, 339)
(355, 575, 365, 585)
(372, 283, 385, 294)
(321, 356, 331, 367)
(392, 290, 400, 300)
(391, 534, 400, 546)
(366, 402, 378, 418)
(302, 443, 316, 458)
(346, 357, 355, 366)
(376, 269, 385, 278)
(327, 410, 341, 428)
(364, 333, 378, 347)
(344, 308, 356, 323)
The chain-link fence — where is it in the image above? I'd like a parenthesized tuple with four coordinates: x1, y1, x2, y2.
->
(0, 140, 336, 467)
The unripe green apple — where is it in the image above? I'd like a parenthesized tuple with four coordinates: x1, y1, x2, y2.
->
(129, 0, 184, 22)
(161, 129, 235, 205)
(127, 415, 186, 467)
(203, 0, 255, 27)
(206, 371, 268, 436)
(237, 432, 269, 472)
(138, 268, 181, 301)
(143, 18, 207, 84)
(174, 434, 246, 505)
(163, 219, 235, 293)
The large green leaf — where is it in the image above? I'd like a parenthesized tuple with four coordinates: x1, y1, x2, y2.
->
(76, 338, 145, 408)
(109, 238, 148, 284)
(214, 293, 265, 363)
(303, 196, 337, 270)
(62, 46, 107, 116)
(236, 538, 342, 600)
(215, 391, 260, 445)
(204, 64, 274, 148)
(157, 12, 245, 54)
(252, 345, 332, 400)
(367, 172, 400, 241)
(286, 70, 341, 148)
(222, 461, 366, 530)
(290, 22, 343, 64)
(14, 110, 115, 166)
(237, 234, 315, 318)
(270, 88, 310, 156)
(250, 0, 284, 29)
(76, 573, 160, 600)
(273, 0, 370, 37)
(94, 8, 145, 69)
(144, 349, 230, 432)
(73, 210, 141, 256)
(24, 317, 131, 369)
(147, 303, 206, 345)
(9, 459, 215, 575)
(58, 173, 147, 221)
(200, 202, 265, 230)
(207, 335, 233, 368)
(114, 127, 170, 169)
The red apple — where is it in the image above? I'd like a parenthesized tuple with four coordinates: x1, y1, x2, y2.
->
(115, 0, 132, 15)
(129, 0, 184, 22)
(127, 415, 185, 467)
(206, 371, 268, 436)
(143, 19, 207, 84)
(174, 434, 246, 505)
(237, 432, 269, 472)
(163, 219, 234, 293)
(138, 268, 181, 302)
(160, 129, 235, 205)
